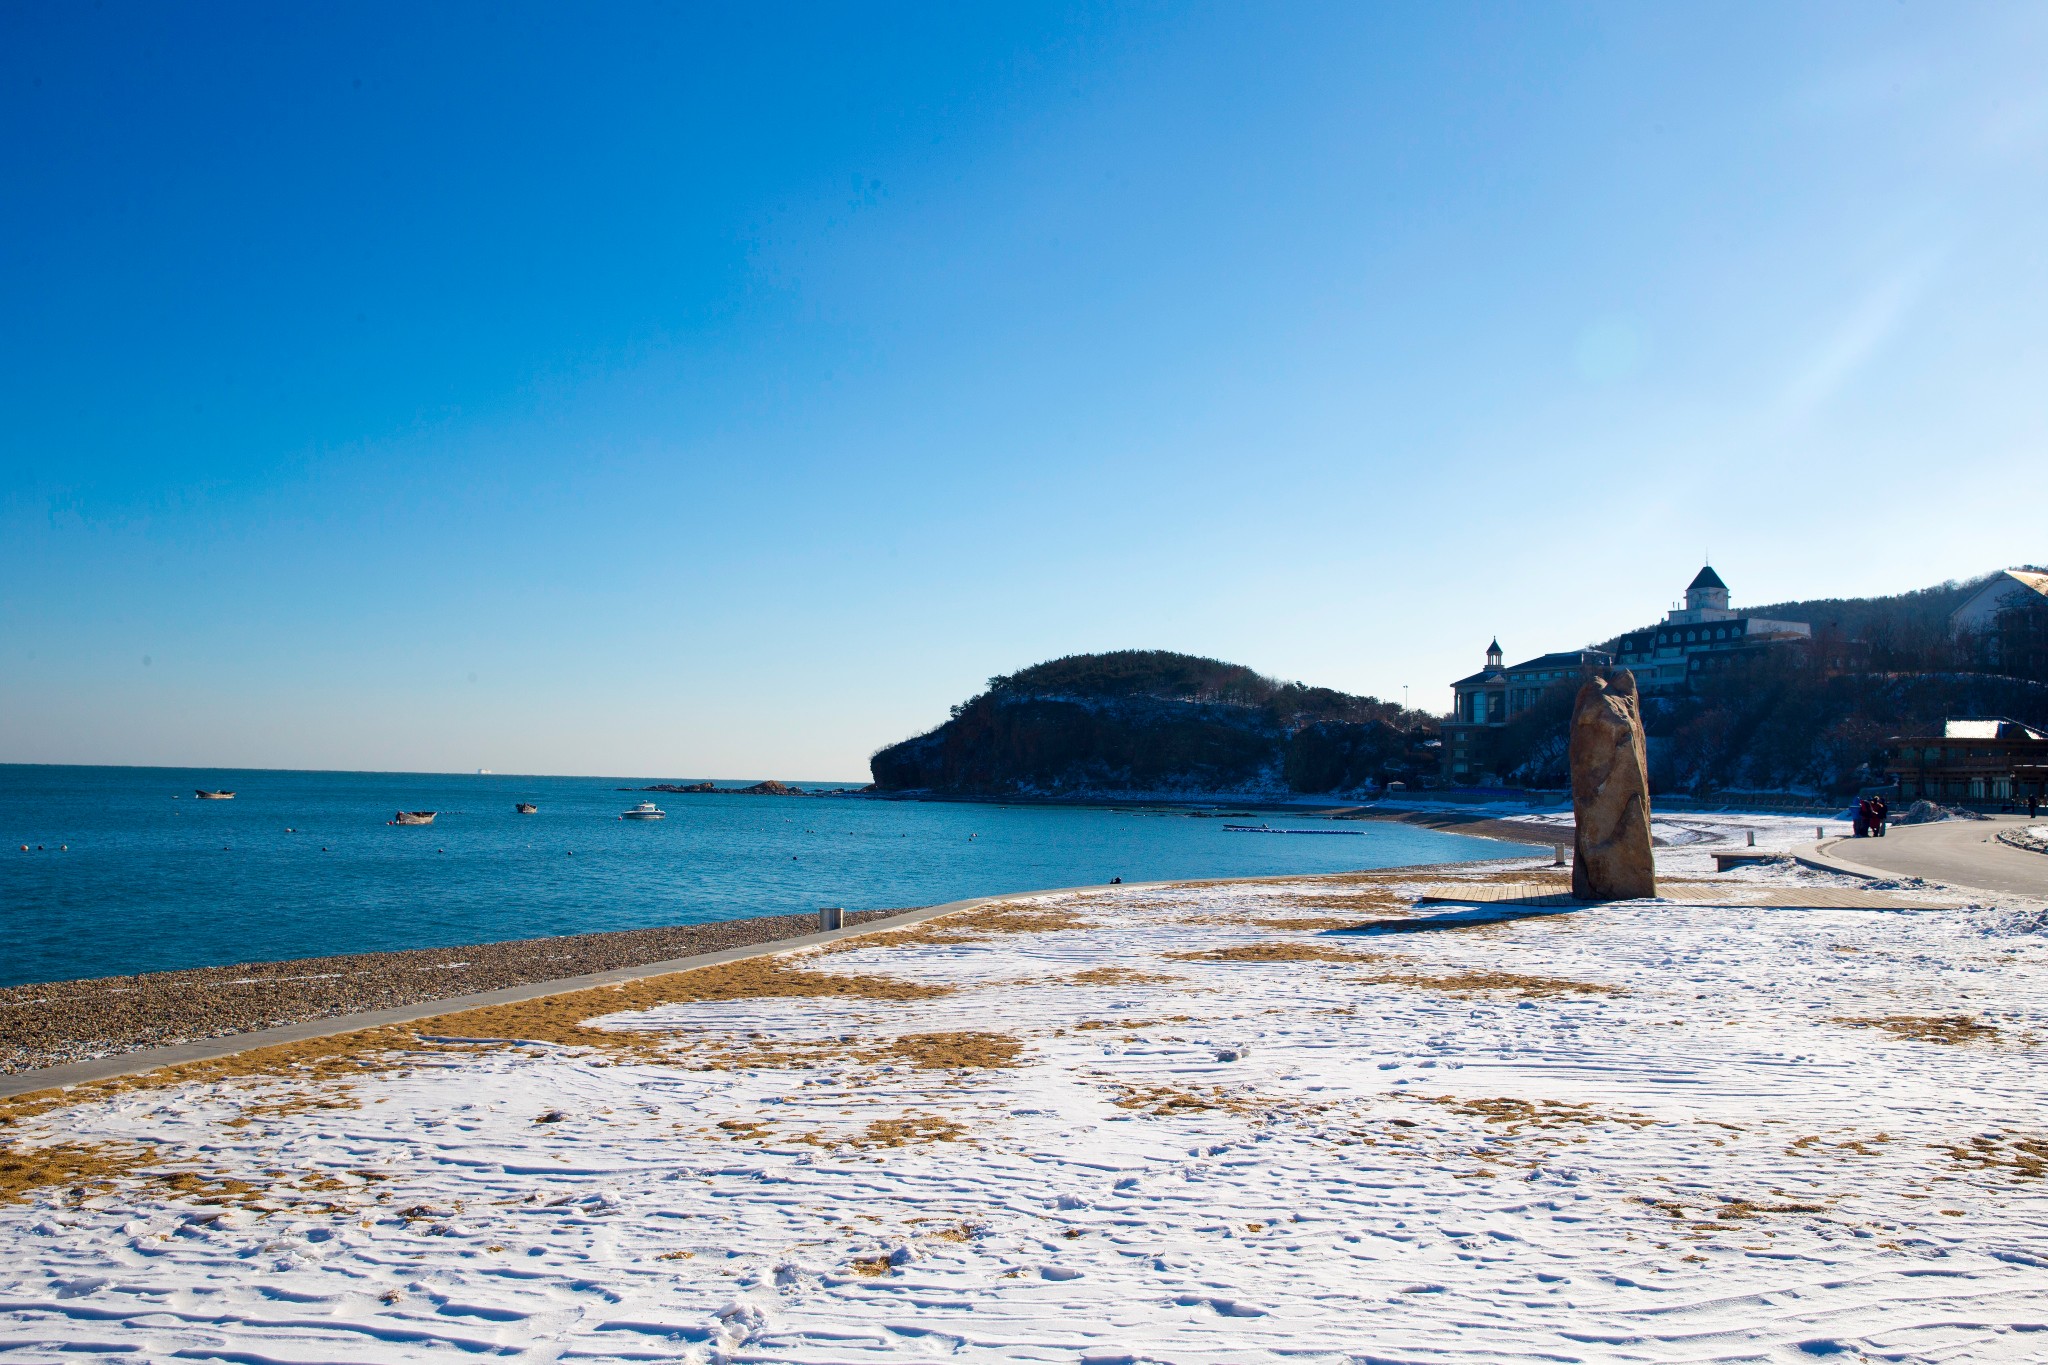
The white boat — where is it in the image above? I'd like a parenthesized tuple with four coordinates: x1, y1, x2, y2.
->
(621, 801, 666, 820)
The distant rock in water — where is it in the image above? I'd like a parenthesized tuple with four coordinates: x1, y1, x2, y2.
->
(870, 650, 1438, 798)
(642, 780, 814, 796)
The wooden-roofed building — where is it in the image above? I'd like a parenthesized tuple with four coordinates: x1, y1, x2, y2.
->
(1881, 717, 2048, 806)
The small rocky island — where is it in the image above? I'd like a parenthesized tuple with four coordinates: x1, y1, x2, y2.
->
(869, 650, 1438, 798)
(639, 780, 835, 796)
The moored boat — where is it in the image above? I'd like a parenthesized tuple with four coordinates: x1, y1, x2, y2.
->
(620, 801, 665, 820)
(195, 789, 235, 800)
(392, 810, 437, 826)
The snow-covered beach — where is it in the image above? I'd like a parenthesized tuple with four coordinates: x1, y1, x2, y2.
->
(3, 814, 2044, 1363)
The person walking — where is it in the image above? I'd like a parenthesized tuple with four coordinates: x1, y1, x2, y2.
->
(1854, 796, 1870, 838)
(1871, 793, 1887, 837)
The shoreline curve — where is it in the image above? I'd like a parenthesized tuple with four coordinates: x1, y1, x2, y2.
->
(0, 857, 1525, 1101)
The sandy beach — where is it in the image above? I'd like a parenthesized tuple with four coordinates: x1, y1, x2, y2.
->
(1, 811, 2043, 1361)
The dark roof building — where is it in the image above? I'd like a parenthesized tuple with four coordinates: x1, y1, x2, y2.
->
(1439, 564, 1813, 785)
(1610, 563, 1810, 692)
(1442, 644, 1612, 783)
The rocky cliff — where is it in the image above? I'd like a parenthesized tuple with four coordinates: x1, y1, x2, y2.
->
(869, 650, 1437, 797)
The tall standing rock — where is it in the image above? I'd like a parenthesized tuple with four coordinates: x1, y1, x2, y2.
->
(1569, 670, 1656, 900)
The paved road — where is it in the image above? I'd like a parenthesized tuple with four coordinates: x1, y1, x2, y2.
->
(1818, 814, 2048, 897)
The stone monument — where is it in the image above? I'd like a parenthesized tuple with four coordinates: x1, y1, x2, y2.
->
(1569, 670, 1656, 900)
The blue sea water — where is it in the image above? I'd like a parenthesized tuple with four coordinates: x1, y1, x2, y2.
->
(0, 765, 1515, 988)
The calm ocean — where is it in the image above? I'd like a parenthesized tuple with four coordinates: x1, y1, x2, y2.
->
(0, 765, 1514, 988)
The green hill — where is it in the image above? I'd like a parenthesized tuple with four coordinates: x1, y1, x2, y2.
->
(871, 650, 1436, 796)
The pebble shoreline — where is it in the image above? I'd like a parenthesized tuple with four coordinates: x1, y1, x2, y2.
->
(0, 908, 903, 1076)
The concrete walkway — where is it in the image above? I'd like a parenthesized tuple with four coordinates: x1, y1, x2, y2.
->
(1813, 814, 2048, 898)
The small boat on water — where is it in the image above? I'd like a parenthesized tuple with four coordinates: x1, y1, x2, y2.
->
(195, 789, 235, 800)
(515, 803, 537, 814)
(392, 811, 437, 826)
(620, 801, 666, 820)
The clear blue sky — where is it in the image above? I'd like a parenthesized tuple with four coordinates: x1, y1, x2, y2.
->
(4, 3, 2044, 778)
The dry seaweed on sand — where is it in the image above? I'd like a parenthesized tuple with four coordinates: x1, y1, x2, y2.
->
(1835, 1014, 2000, 1046)
(1785, 1132, 1893, 1159)
(648, 1027, 1025, 1074)
(0, 1141, 155, 1205)
(1713, 1197, 1830, 1220)
(819, 901, 1095, 954)
(1073, 1017, 1190, 1032)
(886, 1031, 1024, 1069)
(1063, 966, 1182, 987)
(1164, 941, 1380, 965)
(1939, 1132, 2048, 1180)
(1110, 1083, 1259, 1117)
(0, 1026, 422, 1131)
(399, 955, 951, 1060)
(1427, 1095, 1650, 1131)
(778, 1114, 970, 1150)
(852, 1115, 967, 1147)
(1354, 969, 1623, 998)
